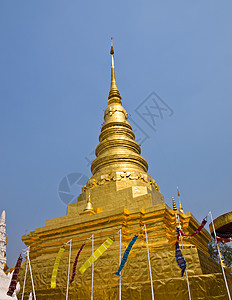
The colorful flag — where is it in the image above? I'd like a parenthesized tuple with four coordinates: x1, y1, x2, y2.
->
(70, 244, 85, 283)
(175, 241, 186, 276)
(115, 235, 138, 276)
(51, 247, 65, 288)
(7, 254, 23, 296)
(175, 228, 186, 277)
(216, 236, 232, 243)
(215, 232, 232, 238)
(180, 217, 207, 237)
(79, 238, 113, 274)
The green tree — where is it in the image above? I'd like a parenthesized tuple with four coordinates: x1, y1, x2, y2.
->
(208, 239, 232, 269)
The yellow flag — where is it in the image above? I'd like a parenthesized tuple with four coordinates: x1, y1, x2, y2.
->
(79, 238, 113, 274)
(51, 247, 65, 288)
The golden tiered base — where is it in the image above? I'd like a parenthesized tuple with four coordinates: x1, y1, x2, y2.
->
(19, 180, 232, 299)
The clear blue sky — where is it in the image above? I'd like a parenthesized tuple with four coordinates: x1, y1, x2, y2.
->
(1, 1, 232, 267)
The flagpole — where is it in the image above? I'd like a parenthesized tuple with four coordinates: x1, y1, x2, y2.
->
(209, 211, 231, 300)
(143, 224, 154, 300)
(27, 247, 36, 300)
(91, 234, 94, 300)
(66, 239, 72, 300)
(21, 249, 29, 300)
(119, 229, 122, 300)
(177, 215, 191, 300)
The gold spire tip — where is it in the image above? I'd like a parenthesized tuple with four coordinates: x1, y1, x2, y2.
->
(108, 37, 121, 102)
(177, 186, 180, 197)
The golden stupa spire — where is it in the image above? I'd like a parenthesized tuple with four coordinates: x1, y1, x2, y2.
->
(172, 197, 180, 228)
(177, 187, 184, 213)
(90, 39, 148, 176)
(172, 197, 177, 211)
(108, 37, 121, 103)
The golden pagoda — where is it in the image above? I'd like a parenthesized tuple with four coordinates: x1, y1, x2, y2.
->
(19, 42, 232, 299)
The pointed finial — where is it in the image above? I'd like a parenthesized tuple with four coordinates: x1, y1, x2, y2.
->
(0, 210, 5, 224)
(108, 37, 121, 103)
(110, 37, 114, 55)
(172, 197, 177, 211)
(177, 186, 180, 197)
(177, 187, 184, 213)
(179, 200, 184, 214)
(83, 193, 94, 214)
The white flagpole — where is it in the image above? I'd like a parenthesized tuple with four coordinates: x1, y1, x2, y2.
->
(143, 224, 154, 300)
(21, 249, 29, 300)
(27, 247, 36, 300)
(209, 211, 231, 300)
(177, 215, 191, 300)
(119, 229, 122, 300)
(65, 239, 72, 300)
(91, 234, 94, 300)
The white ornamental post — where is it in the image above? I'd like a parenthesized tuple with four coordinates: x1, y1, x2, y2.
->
(0, 210, 7, 271)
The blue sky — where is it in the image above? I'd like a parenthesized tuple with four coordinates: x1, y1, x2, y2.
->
(0, 1, 232, 267)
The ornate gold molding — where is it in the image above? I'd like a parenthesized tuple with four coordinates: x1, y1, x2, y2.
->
(82, 171, 160, 192)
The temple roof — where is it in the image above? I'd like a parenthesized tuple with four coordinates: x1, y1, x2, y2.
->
(209, 211, 232, 237)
